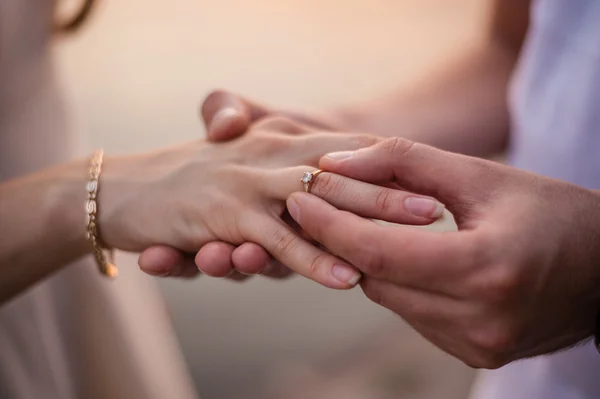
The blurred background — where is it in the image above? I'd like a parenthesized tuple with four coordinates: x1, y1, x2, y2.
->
(55, 1, 487, 397)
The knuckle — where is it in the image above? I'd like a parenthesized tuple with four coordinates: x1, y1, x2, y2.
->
(469, 231, 495, 266)
(470, 263, 522, 305)
(463, 232, 521, 304)
(469, 157, 505, 188)
(250, 132, 288, 154)
(312, 172, 343, 199)
(354, 133, 381, 148)
(382, 137, 416, 158)
(468, 322, 518, 365)
(306, 252, 330, 277)
(357, 244, 386, 277)
(487, 265, 522, 303)
(253, 115, 301, 132)
(374, 188, 393, 215)
(271, 229, 298, 258)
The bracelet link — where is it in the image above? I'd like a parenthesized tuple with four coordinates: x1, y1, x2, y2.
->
(86, 149, 118, 278)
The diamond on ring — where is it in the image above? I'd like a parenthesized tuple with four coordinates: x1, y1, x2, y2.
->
(301, 170, 324, 193)
(301, 172, 313, 184)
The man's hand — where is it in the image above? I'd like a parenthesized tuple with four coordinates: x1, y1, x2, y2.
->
(285, 137, 600, 368)
(201, 89, 343, 141)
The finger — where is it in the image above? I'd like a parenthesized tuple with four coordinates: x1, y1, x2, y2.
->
(155, 257, 198, 278)
(230, 243, 293, 278)
(231, 242, 271, 275)
(201, 90, 269, 141)
(311, 172, 445, 222)
(194, 241, 236, 277)
(222, 214, 300, 277)
(360, 277, 470, 327)
(138, 245, 189, 277)
(267, 167, 445, 224)
(360, 277, 496, 367)
(243, 214, 362, 290)
(319, 137, 494, 218)
(281, 210, 316, 243)
(256, 131, 381, 195)
(287, 192, 476, 294)
(228, 241, 294, 278)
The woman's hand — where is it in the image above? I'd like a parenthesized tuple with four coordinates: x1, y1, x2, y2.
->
(152, 90, 347, 280)
(101, 117, 385, 289)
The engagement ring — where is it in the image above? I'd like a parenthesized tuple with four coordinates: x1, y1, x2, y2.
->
(301, 169, 324, 193)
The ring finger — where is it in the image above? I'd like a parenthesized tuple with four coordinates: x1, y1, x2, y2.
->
(263, 167, 445, 225)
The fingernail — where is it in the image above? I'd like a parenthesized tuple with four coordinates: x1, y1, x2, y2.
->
(332, 264, 362, 286)
(209, 107, 239, 133)
(326, 151, 354, 161)
(287, 197, 300, 222)
(404, 197, 445, 218)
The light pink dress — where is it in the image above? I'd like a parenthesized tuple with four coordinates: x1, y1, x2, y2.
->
(0, 1, 198, 398)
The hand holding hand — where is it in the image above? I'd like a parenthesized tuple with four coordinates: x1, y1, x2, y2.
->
(138, 116, 445, 282)
(107, 118, 383, 289)
(137, 90, 346, 279)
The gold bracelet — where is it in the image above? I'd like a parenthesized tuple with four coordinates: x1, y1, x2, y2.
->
(86, 149, 118, 278)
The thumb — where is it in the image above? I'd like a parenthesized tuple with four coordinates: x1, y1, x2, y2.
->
(319, 137, 494, 220)
(201, 90, 269, 141)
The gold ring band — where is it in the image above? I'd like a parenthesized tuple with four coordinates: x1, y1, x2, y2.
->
(300, 169, 324, 193)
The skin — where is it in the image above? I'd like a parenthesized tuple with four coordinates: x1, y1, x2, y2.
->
(287, 139, 600, 368)
(0, 116, 446, 303)
(138, 0, 600, 368)
(143, 0, 529, 276)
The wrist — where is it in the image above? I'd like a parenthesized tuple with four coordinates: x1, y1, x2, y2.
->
(94, 149, 180, 251)
(95, 153, 140, 251)
(46, 159, 91, 261)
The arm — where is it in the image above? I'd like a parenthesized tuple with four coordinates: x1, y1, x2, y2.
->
(203, 0, 530, 158)
(1, 119, 442, 303)
(0, 161, 89, 301)
(327, 0, 530, 157)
